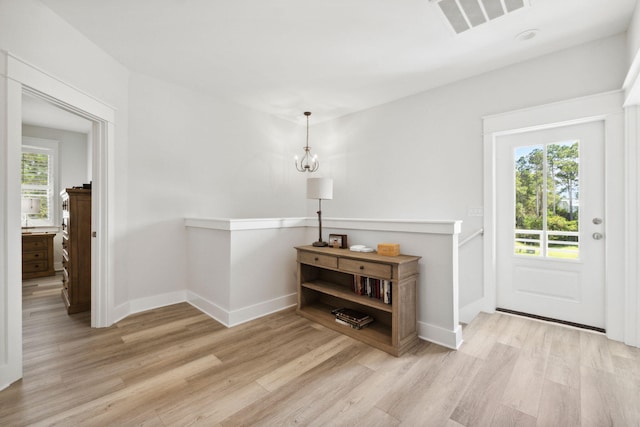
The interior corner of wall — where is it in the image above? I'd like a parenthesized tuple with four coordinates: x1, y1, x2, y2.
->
(186, 290, 231, 327)
(418, 321, 463, 350)
(459, 297, 487, 324)
(111, 301, 131, 325)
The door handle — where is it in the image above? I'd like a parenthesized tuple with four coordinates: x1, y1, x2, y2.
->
(592, 232, 603, 240)
(592, 218, 603, 225)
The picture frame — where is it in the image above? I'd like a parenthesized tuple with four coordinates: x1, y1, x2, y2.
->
(328, 234, 348, 249)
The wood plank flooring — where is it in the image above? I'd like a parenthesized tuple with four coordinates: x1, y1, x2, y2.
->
(2, 275, 640, 426)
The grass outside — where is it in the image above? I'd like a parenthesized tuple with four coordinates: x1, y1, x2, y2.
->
(514, 241, 579, 260)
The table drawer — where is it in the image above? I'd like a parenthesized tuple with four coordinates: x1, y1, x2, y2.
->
(23, 260, 49, 273)
(22, 238, 48, 251)
(298, 251, 338, 269)
(339, 258, 392, 279)
(23, 250, 46, 262)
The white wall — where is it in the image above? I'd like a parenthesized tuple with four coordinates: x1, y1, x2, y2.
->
(185, 221, 306, 327)
(628, 1, 640, 66)
(313, 33, 628, 313)
(229, 228, 301, 310)
(321, 223, 461, 347)
(0, 0, 129, 389)
(0, 0, 130, 303)
(184, 218, 463, 348)
(125, 72, 307, 304)
(187, 227, 231, 310)
(624, 1, 640, 347)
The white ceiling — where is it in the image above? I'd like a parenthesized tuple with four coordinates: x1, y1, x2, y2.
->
(22, 94, 93, 134)
(40, 0, 636, 123)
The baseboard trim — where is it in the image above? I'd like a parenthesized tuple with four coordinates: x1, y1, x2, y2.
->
(459, 298, 488, 324)
(418, 321, 463, 350)
(112, 291, 187, 324)
(186, 291, 297, 328)
(228, 293, 297, 327)
(186, 291, 230, 325)
(111, 303, 129, 325)
(111, 290, 296, 329)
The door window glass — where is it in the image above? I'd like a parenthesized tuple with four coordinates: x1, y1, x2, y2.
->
(514, 141, 579, 259)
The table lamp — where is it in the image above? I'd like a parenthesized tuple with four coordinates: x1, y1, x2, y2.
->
(22, 198, 41, 230)
(307, 178, 333, 247)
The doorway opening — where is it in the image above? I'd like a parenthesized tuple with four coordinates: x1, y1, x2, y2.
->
(18, 85, 111, 328)
(21, 93, 94, 320)
(2, 52, 115, 389)
(482, 91, 625, 342)
(494, 121, 605, 329)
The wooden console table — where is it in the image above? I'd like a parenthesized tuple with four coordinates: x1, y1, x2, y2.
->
(296, 245, 421, 356)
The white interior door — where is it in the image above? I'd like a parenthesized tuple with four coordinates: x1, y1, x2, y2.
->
(496, 121, 605, 329)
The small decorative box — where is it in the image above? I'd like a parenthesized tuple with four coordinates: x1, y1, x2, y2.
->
(377, 243, 400, 256)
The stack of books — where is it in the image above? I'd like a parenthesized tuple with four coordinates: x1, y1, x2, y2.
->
(353, 275, 392, 304)
(331, 308, 373, 330)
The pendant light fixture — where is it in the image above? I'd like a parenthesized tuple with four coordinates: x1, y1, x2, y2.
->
(294, 112, 319, 173)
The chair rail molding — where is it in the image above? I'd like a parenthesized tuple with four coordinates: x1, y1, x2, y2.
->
(185, 217, 462, 235)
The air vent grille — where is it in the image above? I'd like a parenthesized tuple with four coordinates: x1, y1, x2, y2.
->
(433, 0, 527, 34)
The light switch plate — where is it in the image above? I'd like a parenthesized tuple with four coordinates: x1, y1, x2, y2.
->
(468, 207, 484, 217)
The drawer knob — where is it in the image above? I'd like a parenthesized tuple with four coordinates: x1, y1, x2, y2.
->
(314, 257, 319, 261)
(360, 266, 364, 270)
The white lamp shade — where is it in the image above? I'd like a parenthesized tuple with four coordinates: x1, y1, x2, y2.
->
(21, 198, 41, 214)
(307, 178, 333, 200)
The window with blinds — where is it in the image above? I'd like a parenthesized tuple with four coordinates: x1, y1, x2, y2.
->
(21, 146, 54, 227)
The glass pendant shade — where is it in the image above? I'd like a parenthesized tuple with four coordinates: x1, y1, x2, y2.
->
(295, 112, 319, 172)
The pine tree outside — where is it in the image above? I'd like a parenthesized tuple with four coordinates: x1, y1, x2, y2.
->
(514, 141, 579, 259)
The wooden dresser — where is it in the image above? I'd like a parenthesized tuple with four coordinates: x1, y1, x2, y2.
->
(296, 246, 420, 356)
(22, 233, 55, 279)
(61, 188, 92, 314)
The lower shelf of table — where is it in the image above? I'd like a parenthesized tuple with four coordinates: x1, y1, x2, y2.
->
(297, 302, 398, 356)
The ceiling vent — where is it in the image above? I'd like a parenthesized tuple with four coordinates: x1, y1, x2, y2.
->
(431, 0, 528, 34)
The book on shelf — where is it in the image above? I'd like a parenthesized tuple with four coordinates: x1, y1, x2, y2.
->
(331, 307, 374, 329)
(335, 317, 370, 329)
(335, 317, 372, 330)
(331, 307, 369, 321)
(335, 317, 352, 327)
(336, 315, 373, 329)
(352, 275, 392, 305)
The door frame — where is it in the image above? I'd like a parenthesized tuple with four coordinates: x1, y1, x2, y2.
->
(495, 121, 606, 328)
(0, 51, 116, 389)
(482, 90, 626, 342)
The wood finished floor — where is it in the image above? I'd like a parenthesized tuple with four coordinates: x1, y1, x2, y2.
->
(2, 275, 640, 426)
